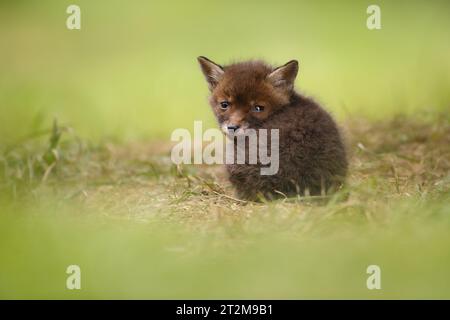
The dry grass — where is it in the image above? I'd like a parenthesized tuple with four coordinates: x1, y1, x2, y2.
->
(1, 114, 449, 228)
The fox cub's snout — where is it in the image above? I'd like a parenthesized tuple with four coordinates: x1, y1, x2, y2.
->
(197, 56, 348, 201)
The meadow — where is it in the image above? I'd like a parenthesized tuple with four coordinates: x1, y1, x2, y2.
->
(0, 0, 449, 299)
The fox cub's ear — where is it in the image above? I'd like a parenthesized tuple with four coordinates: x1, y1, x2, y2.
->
(267, 60, 299, 91)
(197, 56, 224, 91)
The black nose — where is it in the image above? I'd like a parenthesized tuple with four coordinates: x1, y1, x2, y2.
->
(227, 125, 240, 131)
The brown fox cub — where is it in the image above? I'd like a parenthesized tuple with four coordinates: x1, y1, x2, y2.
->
(198, 56, 347, 200)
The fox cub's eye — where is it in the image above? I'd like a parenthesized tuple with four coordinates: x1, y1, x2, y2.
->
(220, 101, 230, 110)
(253, 105, 265, 112)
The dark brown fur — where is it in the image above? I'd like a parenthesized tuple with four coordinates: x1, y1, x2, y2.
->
(198, 57, 348, 200)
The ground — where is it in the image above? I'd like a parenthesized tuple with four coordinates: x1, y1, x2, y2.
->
(1, 114, 449, 299)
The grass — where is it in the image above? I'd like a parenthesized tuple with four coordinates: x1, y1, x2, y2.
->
(1, 113, 449, 299)
(1, 0, 450, 143)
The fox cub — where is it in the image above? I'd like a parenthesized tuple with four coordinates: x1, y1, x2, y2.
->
(198, 56, 347, 200)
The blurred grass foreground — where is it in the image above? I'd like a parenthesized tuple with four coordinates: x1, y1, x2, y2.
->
(0, 0, 450, 299)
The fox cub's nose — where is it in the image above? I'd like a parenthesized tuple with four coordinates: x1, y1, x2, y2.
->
(227, 125, 240, 131)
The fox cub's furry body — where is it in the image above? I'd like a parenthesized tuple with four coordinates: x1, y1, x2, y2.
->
(198, 56, 347, 200)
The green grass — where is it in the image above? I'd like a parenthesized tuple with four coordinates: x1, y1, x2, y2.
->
(1, 0, 450, 143)
(0, 0, 450, 299)
(1, 115, 449, 299)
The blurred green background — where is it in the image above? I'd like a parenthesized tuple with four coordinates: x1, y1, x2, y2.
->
(1, 0, 449, 143)
(1, 198, 450, 299)
(0, 0, 449, 300)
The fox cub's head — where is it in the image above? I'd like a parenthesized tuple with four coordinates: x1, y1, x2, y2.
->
(198, 56, 299, 136)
